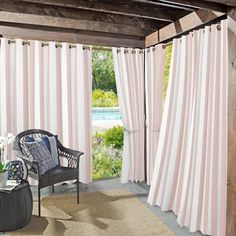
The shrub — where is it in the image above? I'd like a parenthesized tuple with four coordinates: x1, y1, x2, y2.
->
(92, 126, 124, 179)
(92, 144, 122, 179)
(103, 126, 124, 150)
(92, 132, 104, 148)
(92, 89, 118, 107)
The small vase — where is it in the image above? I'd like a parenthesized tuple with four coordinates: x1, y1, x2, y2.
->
(0, 172, 7, 187)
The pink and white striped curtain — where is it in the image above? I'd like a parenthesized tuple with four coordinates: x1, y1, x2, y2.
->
(0, 38, 92, 184)
(113, 48, 145, 183)
(148, 20, 228, 236)
(145, 45, 166, 185)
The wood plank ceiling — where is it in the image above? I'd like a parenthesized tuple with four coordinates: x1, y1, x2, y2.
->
(0, 0, 232, 47)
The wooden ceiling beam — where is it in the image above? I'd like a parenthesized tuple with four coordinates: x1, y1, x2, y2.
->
(132, 0, 197, 11)
(204, 0, 236, 7)
(0, 0, 167, 30)
(20, 0, 192, 22)
(145, 9, 225, 47)
(151, 0, 228, 13)
(0, 11, 153, 37)
(0, 24, 145, 48)
(0, 0, 169, 37)
(228, 7, 236, 20)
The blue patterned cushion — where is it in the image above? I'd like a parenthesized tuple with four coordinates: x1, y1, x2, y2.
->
(41, 137, 51, 153)
(26, 136, 51, 153)
(25, 139, 58, 175)
(25, 135, 59, 166)
(34, 136, 59, 166)
(48, 136, 59, 166)
(25, 136, 34, 142)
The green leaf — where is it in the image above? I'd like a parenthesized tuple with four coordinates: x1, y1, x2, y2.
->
(0, 162, 6, 173)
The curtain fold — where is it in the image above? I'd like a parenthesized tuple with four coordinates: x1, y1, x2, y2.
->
(0, 38, 92, 184)
(77, 45, 92, 184)
(112, 48, 145, 183)
(148, 20, 228, 236)
(145, 45, 166, 185)
(15, 39, 25, 133)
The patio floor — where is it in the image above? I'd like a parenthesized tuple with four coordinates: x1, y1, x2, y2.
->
(25, 178, 203, 236)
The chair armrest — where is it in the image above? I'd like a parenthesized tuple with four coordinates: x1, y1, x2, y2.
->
(57, 140, 84, 168)
(61, 146, 84, 159)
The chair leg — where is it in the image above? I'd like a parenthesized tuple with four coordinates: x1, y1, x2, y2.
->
(38, 185, 41, 217)
(77, 177, 79, 204)
(52, 185, 54, 193)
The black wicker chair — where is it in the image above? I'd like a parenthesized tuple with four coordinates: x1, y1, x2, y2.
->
(13, 129, 84, 217)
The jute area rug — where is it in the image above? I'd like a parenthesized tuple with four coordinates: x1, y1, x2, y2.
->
(7, 189, 175, 236)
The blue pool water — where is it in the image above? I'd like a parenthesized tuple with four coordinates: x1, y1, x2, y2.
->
(92, 108, 121, 120)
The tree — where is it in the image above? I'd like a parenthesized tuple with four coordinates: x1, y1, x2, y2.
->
(92, 49, 117, 93)
(163, 45, 172, 101)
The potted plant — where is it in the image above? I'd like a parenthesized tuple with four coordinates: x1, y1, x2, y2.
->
(0, 133, 15, 187)
(0, 162, 8, 187)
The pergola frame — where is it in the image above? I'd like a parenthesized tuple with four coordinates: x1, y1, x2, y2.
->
(0, 1, 235, 235)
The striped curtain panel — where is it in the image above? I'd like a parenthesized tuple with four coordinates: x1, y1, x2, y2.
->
(148, 20, 228, 236)
(0, 38, 92, 184)
(112, 48, 145, 183)
(145, 45, 166, 185)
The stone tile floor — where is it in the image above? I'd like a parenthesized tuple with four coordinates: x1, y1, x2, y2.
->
(32, 177, 204, 236)
(1, 177, 204, 236)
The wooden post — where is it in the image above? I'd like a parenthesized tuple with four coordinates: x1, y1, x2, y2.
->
(227, 9, 236, 236)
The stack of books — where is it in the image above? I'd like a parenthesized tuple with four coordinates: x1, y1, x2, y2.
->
(0, 180, 20, 192)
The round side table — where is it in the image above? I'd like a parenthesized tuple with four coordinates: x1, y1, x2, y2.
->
(0, 180, 33, 232)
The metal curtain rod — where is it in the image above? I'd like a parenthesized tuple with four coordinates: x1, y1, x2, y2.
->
(6, 39, 112, 51)
(116, 48, 144, 54)
(115, 40, 173, 54)
(115, 43, 172, 53)
(145, 41, 172, 53)
(7, 39, 91, 50)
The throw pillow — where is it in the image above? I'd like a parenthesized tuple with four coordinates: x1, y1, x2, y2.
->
(48, 136, 59, 166)
(25, 139, 57, 175)
(25, 136, 34, 142)
(34, 136, 59, 166)
(41, 136, 51, 154)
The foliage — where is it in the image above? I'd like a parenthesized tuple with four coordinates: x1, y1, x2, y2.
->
(92, 126, 124, 179)
(93, 131, 104, 144)
(92, 144, 122, 179)
(92, 89, 118, 107)
(103, 126, 124, 149)
(92, 50, 116, 93)
(163, 45, 172, 101)
(0, 162, 7, 174)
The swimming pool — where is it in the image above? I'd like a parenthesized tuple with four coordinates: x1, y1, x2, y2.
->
(92, 108, 121, 120)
